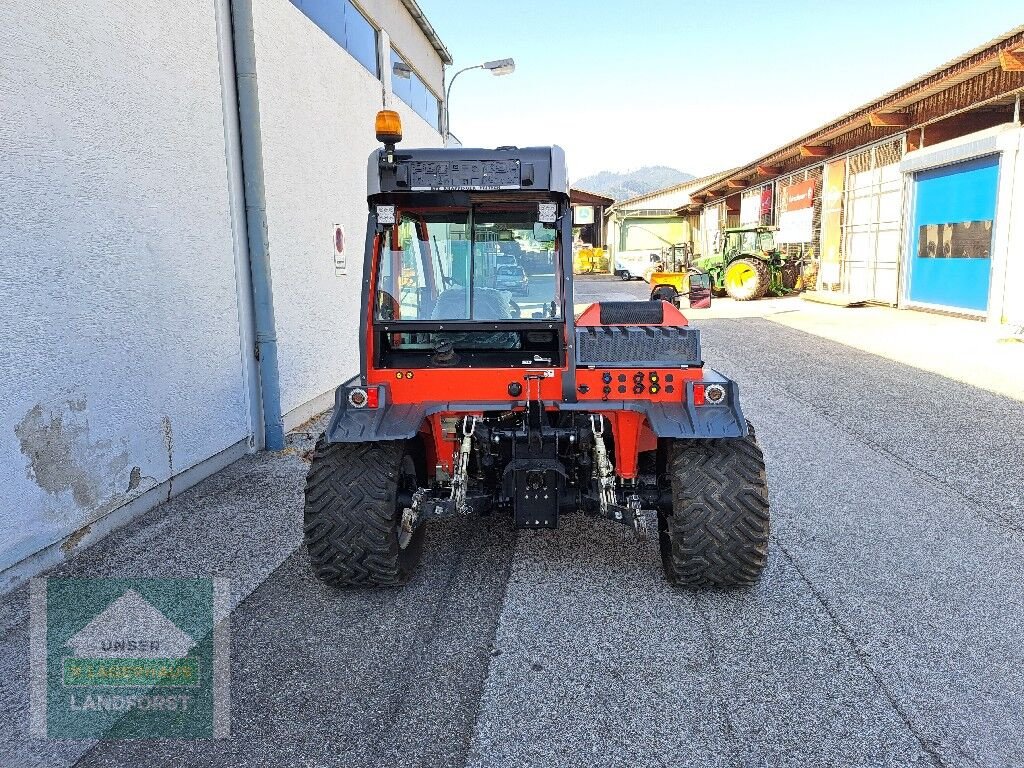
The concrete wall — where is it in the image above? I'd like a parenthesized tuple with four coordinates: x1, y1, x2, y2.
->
(0, 0, 252, 579)
(253, 0, 443, 425)
(0, 0, 448, 586)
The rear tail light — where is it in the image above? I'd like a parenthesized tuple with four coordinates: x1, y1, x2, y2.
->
(692, 383, 727, 406)
(347, 387, 381, 409)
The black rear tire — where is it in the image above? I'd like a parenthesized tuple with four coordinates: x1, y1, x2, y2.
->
(780, 262, 800, 291)
(304, 436, 425, 587)
(658, 432, 770, 587)
(651, 285, 678, 304)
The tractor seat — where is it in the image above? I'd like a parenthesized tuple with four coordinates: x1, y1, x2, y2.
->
(430, 286, 519, 349)
(431, 286, 515, 321)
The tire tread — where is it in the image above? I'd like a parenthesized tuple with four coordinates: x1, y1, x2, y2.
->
(660, 432, 770, 587)
(726, 257, 770, 301)
(303, 436, 423, 587)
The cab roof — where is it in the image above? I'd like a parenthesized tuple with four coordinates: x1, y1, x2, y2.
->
(368, 146, 568, 197)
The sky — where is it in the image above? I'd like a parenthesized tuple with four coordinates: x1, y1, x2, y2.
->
(417, 0, 1023, 181)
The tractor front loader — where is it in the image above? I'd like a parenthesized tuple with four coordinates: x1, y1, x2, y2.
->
(303, 110, 770, 589)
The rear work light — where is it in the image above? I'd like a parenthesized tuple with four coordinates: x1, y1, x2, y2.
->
(347, 387, 380, 409)
(693, 383, 727, 407)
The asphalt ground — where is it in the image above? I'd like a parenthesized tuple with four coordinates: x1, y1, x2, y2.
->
(4, 276, 1024, 767)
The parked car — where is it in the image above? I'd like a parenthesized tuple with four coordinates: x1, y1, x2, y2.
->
(495, 252, 521, 269)
(495, 265, 529, 295)
(614, 250, 663, 281)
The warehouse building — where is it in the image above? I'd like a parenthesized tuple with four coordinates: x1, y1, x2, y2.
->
(0, 0, 451, 587)
(605, 172, 733, 276)
(679, 27, 1024, 327)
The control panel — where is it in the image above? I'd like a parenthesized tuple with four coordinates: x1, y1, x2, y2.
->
(406, 159, 521, 191)
(575, 368, 701, 402)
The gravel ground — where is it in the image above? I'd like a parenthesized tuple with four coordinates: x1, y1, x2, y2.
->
(3, 276, 1023, 767)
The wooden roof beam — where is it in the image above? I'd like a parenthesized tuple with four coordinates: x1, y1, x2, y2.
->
(869, 111, 911, 128)
(726, 179, 749, 189)
(799, 144, 832, 159)
(755, 164, 781, 178)
(999, 48, 1024, 72)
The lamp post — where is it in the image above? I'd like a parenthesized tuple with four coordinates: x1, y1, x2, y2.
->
(443, 58, 515, 143)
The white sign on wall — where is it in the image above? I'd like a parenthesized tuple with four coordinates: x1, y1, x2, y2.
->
(739, 194, 760, 226)
(776, 208, 814, 244)
(701, 204, 722, 256)
(573, 205, 595, 225)
(775, 179, 816, 245)
(333, 224, 346, 276)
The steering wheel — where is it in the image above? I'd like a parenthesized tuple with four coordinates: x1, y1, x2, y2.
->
(509, 300, 521, 318)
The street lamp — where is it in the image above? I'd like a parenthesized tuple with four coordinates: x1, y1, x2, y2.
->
(443, 58, 516, 143)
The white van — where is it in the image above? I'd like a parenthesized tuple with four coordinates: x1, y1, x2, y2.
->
(614, 250, 664, 282)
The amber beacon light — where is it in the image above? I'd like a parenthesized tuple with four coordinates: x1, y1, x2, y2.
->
(375, 110, 403, 145)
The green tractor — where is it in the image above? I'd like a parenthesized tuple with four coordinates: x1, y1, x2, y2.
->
(694, 225, 801, 301)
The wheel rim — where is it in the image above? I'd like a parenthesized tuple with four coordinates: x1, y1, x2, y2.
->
(724, 261, 758, 297)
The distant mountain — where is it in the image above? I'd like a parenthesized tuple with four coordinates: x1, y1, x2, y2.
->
(573, 166, 695, 203)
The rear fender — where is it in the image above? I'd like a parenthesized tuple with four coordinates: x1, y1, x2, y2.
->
(325, 376, 427, 442)
(325, 369, 748, 445)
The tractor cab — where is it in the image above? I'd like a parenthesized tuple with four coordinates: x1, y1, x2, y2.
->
(362, 110, 573, 381)
(370, 189, 566, 366)
(716, 226, 777, 259)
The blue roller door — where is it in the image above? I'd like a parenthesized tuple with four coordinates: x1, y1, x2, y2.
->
(908, 154, 999, 312)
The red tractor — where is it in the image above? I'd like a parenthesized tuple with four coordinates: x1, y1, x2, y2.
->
(303, 111, 769, 588)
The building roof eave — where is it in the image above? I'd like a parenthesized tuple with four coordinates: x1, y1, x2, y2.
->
(681, 25, 1024, 201)
(399, 0, 453, 65)
(607, 168, 739, 213)
(570, 187, 616, 206)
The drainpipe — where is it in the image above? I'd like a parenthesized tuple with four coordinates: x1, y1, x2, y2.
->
(214, 0, 262, 450)
(225, 0, 285, 450)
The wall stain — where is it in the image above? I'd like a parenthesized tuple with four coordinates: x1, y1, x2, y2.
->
(14, 400, 131, 511)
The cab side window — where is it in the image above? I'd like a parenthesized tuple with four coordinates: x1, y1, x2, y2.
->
(376, 217, 425, 320)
